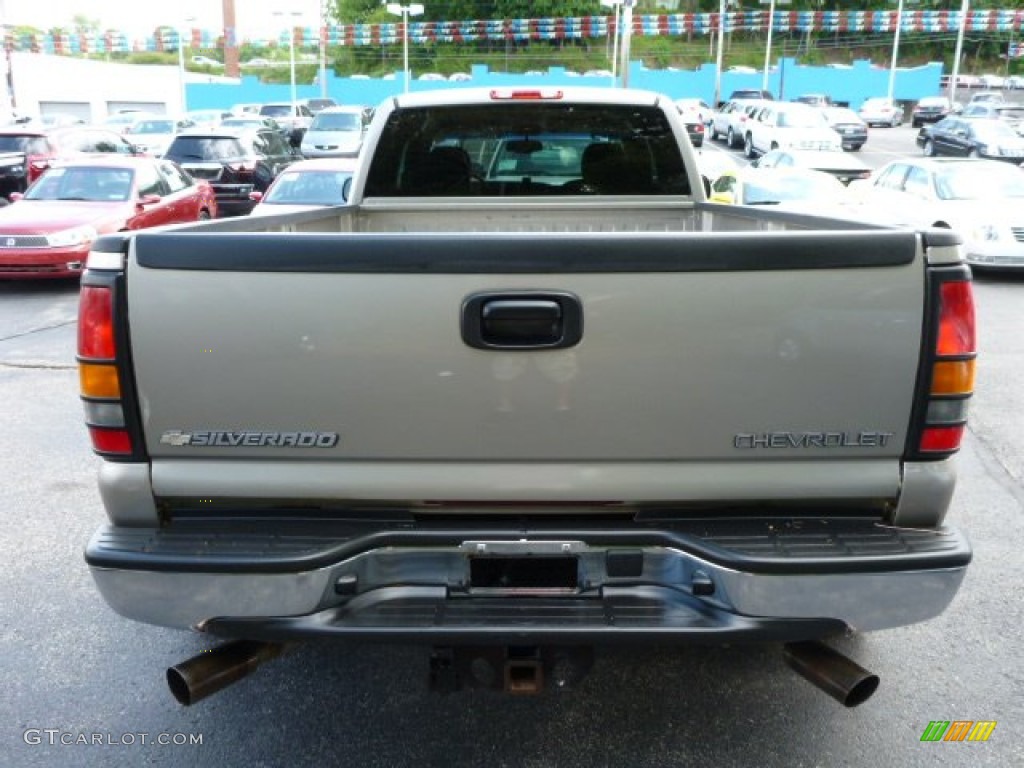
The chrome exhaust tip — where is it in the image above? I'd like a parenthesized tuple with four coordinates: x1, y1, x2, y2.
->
(167, 640, 285, 706)
(783, 640, 880, 708)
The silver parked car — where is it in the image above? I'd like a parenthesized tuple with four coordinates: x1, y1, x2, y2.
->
(299, 106, 367, 159)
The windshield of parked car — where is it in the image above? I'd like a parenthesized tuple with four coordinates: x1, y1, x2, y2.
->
(259, 105, 292, 118)
(309, 112, 362, 131)
(166, 136, 245, 162)
(128, 120, 176, 135)
(263, 169, 352, 205)
(934, 163, 1024, 200)
(777, 109, 829, 128)
(220, 119, 263, 129)
(24, 166, 133, 201)
(825, 108, 860, 123)
(742, 171, 845, 204)
(0, 135, 34, 151)
(970, 121, 1021, 140)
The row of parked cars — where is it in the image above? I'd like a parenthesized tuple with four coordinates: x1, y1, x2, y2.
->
(0, 100, 367, 279)
(702, 149, 1024, 271)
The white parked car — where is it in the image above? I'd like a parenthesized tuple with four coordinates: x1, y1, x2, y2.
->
(674, 98, 713, 126)
(248, 158, 357, 217)
(743, 102, 842, 158)
(848, 157, 1024, 270)
(123, 117, 195, 157)
(858, 97, 903, 127)
(709, 98, 767, 149)
(191, 55, 222, 68)
(752, 148, 871, 185)
(300, 106, 368, 159)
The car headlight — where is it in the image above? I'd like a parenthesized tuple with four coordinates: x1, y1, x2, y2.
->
(46, 225, 98, 248)
(973, 224, 1000, 242)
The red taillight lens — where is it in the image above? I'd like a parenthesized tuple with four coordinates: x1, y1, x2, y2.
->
(88, 427, 133, 454)
(936, 281, 976, 356)
(78, 286, 116, 359)
(919, 425, 966, 453)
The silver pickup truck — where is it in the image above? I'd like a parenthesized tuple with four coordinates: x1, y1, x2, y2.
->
(79, 87, 976, 707)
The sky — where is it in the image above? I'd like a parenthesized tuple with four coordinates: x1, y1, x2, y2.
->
(0, 0, 325, 37)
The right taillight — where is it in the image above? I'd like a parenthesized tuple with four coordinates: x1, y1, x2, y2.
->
(910, 270, 976, 458)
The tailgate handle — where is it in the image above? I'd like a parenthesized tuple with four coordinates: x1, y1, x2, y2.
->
(462, 292, 583, 350)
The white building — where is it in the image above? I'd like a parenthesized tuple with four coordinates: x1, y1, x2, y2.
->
(2, 51, 236, 122)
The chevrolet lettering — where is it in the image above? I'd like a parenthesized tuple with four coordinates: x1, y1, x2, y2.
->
(733, 431, 896, 449)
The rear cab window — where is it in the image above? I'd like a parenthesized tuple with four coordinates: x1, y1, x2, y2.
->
(363, 102, 690, 197)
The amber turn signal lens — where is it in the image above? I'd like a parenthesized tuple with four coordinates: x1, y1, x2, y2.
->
(79, 363, 121, 399)
(930, 360, 975, 396)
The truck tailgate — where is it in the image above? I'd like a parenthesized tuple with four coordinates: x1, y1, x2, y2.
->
(126, 230, 923, 504)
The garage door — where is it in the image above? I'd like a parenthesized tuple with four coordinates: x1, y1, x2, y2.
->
(106, 101, 167, 116)
(39, 101, 92, 121)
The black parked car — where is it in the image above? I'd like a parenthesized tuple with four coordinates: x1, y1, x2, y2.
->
(916, 116, 1024, 163)
(821, 106, 869, 151)
(910, 96, 956, 128)
(163, 128, 299, 216)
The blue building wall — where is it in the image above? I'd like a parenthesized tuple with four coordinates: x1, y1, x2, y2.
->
(186, 58, 942, 112)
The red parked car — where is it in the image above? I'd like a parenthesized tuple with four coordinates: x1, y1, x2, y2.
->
(0, 125, 144, 201)
(0, 156, 216, 279)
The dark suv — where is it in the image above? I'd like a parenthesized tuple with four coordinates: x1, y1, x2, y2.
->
(163, 128, 299, 216)
(0, 125, 141, 201)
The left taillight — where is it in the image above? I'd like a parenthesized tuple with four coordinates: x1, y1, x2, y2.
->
(907, 267, 976, 459)
(78, 248, 142, 460)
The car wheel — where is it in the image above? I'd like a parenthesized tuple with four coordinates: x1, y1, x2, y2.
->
(727, 127, 737, 148)
(744, 134, 756, 159)
(198, 209, 212, 221)
(770, 142, 779, 152)
(850, 144, 863, 152)
(913, 120, 921, 128)
(967, 148, 980, 158)
(923, 139, 936, 157)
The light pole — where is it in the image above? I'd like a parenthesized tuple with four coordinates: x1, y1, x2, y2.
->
(600, 0, 623, 85)
(887, 0, 907, 102)
(319, 0, 328, 99)
(386, 3, 424, 93)
(761, 0, 776, 93)
(618, 0, 634, 88)
(713, 0, 726, 106)
(949, 0, 970, 104)
(273, 11, 303, 112)
(177, 17, 196, 114)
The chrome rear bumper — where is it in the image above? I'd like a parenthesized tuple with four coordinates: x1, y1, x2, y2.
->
(86, 518, 970, 639)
